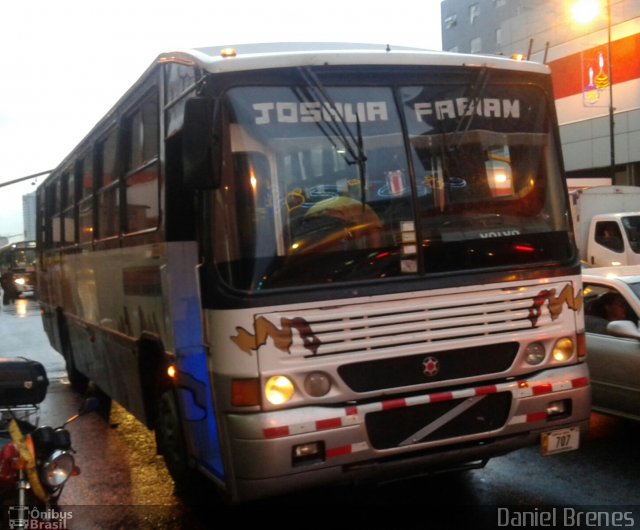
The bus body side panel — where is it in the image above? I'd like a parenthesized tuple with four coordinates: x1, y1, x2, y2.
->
(39, 241, 226, 480)
(57, 245, 160, 420)
(162, 242, 225, 479)
(38, 251, 64, 354)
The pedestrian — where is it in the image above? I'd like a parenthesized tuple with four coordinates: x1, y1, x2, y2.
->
(0, 272, 18, 305)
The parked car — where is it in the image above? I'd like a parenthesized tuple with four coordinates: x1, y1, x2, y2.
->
(582, 266, 640, 421)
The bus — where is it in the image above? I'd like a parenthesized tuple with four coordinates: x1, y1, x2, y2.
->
(36, 43, 590, 502)
(0, 240, 37, 304)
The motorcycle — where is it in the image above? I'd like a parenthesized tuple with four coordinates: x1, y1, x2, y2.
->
(0, 357, 95, 529)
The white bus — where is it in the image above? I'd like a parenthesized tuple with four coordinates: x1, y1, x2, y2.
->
(0, 240, 37, 303)
(37, 43, 590, 502)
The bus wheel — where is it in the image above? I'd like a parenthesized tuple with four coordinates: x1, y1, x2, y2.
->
(155, 389, 191, 493)
(58, 314, 89, 394)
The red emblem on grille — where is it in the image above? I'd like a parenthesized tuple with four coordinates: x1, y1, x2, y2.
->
(422, 356, 440, 377)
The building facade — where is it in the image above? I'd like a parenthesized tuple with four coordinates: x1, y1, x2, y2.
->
(441, 0, 640, 186)
(22, 191, 36, 241)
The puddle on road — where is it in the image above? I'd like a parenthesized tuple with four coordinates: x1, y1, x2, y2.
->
(0, 297, 40, 318)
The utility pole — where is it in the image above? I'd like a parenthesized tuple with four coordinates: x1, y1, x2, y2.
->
(606, 0, 615, 183)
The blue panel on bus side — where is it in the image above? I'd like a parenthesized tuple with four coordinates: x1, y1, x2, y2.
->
(176, 348, 225, 479)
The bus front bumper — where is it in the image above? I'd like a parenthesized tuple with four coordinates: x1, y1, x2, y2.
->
(224, 363, 590, 501)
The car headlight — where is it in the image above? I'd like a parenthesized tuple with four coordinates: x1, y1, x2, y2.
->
(40, 450, 75, 487)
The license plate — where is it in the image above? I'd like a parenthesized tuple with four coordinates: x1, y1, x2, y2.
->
(541, 426, 580, 455)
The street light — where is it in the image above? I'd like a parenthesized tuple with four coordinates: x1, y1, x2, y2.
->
(571, 0, 600, 25)
(571, 0, 615, 183)
(0, 170, 52, 189)
(570, 0, 600, 24)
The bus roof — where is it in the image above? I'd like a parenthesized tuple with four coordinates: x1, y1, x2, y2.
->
(157, 42, 551, 75)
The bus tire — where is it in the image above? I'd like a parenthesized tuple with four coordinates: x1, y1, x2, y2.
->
(58, 316, 89, 394)
(155, 389, 192, 495)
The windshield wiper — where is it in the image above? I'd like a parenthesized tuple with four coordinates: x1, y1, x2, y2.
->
(454, 66, 490, 148)
(437, 67, 491, 202)
(296, 67, 368, 204)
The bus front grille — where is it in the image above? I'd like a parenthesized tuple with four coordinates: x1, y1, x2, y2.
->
(337, 342, 518, 392)
(255, 281, 567, 358)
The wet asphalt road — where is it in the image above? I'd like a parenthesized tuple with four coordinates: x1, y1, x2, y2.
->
(1, 297, 639, 529)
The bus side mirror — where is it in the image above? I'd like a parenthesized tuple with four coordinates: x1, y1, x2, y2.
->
(182, 97, 221, 189)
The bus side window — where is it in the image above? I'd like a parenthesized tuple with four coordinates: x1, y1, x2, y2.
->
(78, 152, 94, 244)
(124, 90, 160, 234)
(96, 128, 120, 240)
(44, 178, 62, 249)
(62, 170, 76, 245)
(165, 63, 197, 137)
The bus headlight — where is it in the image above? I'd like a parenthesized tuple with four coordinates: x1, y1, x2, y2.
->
(524, 342, 546, 365)
(265, 376, 295, 405)
(552, 337, 574, 362)
(304, 372, 331, 397)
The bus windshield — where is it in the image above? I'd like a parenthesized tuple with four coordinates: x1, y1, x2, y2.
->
(215, 78, 571, 291)
(0, 242, 37, 272)
(12, 248, 37, 270)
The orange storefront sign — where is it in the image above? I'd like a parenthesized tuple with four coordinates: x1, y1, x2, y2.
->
(547, 32, 640, 100)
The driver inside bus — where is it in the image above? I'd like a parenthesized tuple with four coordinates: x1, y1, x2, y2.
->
(304, 192, 382, 248)
(286, 180, 383, 251)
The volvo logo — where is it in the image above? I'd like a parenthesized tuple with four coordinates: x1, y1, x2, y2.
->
(422, 356, 440, 377)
